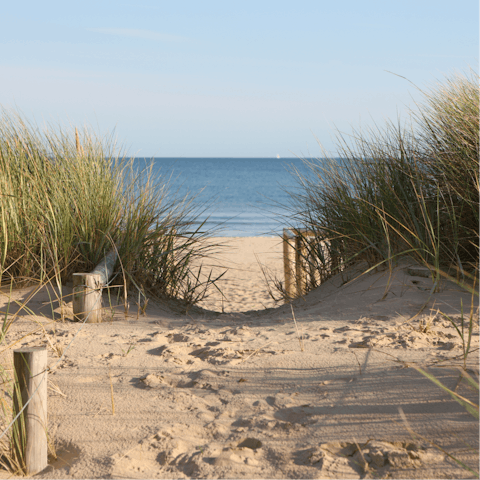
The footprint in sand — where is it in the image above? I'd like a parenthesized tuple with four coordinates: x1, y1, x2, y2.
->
(111, 426, 206, 478)
(189, 369, 221, 390)
(299, 440, 444, 477)
(212, 438, 263, 468)
(111, 426, 266, 477)
(221, 325, 253, 341)
(140, 373, 181, 388)
(150, 341, 276, 366)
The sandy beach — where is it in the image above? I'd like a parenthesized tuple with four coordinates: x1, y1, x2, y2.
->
(194, 237, 284, 312)
(1, 236, 478, 479)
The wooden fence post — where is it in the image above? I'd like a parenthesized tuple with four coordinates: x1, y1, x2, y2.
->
(295, 231, 306, 297)
(284, 228, 318, 301)
(72, 247, 119, 323)
(13, 348, 48, 475)
(72, 273, 103, 323)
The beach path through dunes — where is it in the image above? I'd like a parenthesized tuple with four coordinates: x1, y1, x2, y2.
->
(195, 237, 284, 313)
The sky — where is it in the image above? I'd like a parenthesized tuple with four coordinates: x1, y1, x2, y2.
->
(1, 0, 478, 158)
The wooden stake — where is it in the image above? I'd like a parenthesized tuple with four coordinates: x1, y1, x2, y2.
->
(295, 233, 306, 297)
(284, 228, 318, 300)
(72, 273, 103, 323)
(13, 348, 48, 475)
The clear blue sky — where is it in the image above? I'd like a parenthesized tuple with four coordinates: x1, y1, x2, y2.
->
(1, 1, 477, 157)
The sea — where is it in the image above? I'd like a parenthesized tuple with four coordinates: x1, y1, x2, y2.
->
(130, 157, 312, 237)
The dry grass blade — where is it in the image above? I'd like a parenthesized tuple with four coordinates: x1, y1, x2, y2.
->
(398, 407, 479, 478)
(412, 366, 479, 419)
(240, 341, 275, 364)
(254, 252, 285, 304)
(290, 304, 305, 352)
(48, 379, 67, 398)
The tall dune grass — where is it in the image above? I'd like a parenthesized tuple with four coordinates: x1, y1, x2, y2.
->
(287, 70, 479, 288)
(0, 109, 221, 305)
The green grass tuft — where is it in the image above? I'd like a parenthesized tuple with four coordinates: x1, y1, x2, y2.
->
(286, 69, 478, 287)
(0, 108, 222, 305)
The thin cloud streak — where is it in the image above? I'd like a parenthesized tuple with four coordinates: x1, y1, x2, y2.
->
(89, 28, 188, 42)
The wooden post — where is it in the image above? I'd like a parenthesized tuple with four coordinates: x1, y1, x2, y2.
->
(72, 273, 103, 323)
(295, 232, 306, 297)
(72, 247, 119, 323)
(13, 348, 48, 475)
(283, 229, 294, 301)
(284, 228, 319, 300)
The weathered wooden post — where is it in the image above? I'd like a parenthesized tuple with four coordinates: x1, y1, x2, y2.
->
(284, 228, 319, 300)
(73, 249, 118, 323)
(13, 347, 48, 475)
(295, 230, 307, 297)
(72, 273, 103, 323)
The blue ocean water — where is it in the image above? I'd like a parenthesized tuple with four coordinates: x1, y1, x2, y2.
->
(131, 158, 311, 236)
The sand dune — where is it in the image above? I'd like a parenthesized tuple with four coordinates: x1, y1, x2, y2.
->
(0, 237, 478, 479)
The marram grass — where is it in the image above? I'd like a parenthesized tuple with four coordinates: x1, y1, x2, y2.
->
(0, 109, 222, 305)
(286, 70, 479, 288)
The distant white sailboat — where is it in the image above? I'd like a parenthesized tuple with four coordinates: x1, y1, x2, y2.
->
(276, 154, 280, 159)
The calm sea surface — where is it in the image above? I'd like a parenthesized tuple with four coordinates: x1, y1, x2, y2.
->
(131, 158, 312, 237)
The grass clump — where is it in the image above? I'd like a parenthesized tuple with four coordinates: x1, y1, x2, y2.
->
(286, 70, 478, 288)
(0, 109, 221, 306)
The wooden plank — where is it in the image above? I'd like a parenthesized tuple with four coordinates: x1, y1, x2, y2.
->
(13, 348, 48, 475)
(91, 249, 118, 285)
